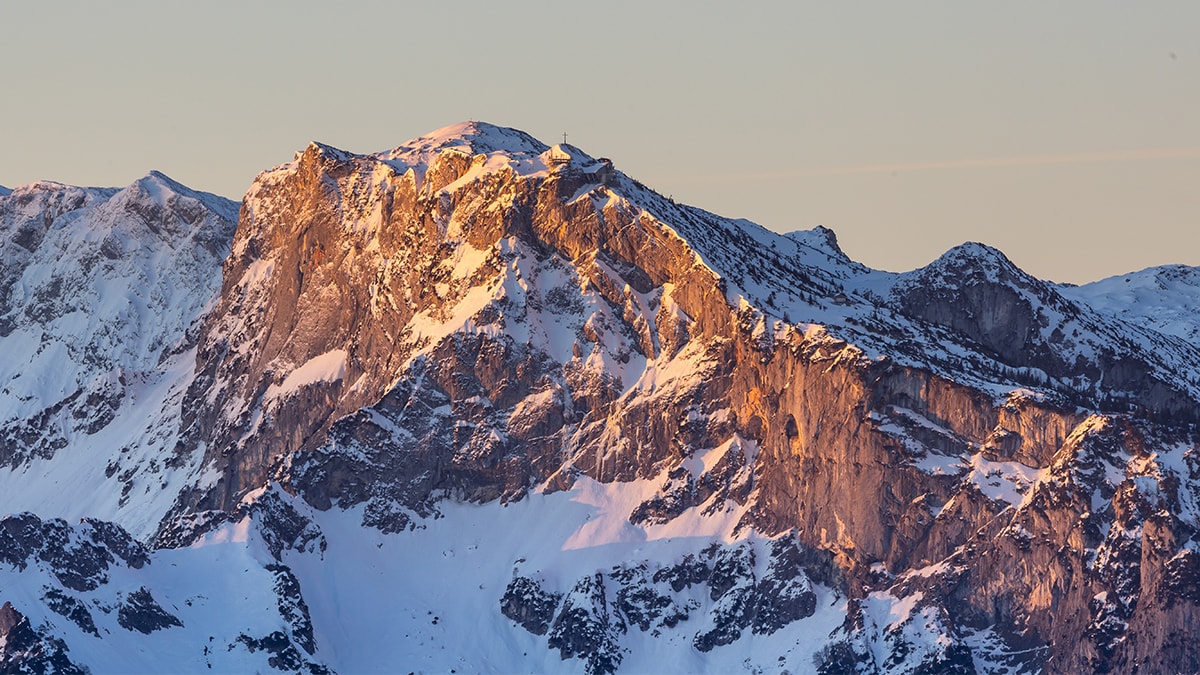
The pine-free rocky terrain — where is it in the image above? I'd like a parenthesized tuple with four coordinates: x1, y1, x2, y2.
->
(1, 122, 1199, 674)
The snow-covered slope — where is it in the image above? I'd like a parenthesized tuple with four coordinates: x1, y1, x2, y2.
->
(3, 123, 1200, 673)
(2, 479, 856, 674)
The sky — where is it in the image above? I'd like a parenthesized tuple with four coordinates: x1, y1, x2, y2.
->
(2, 1, 1196, 284)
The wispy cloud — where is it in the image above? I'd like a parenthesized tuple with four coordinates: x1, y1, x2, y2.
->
(665, 147, 1200, 182)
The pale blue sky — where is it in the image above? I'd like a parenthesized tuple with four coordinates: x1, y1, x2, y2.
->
(3, 1, 1196, 283)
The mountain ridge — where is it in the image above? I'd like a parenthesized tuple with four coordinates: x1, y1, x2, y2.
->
(1, 123, 1199, 673)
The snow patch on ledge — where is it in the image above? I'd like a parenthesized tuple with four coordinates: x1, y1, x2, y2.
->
(266, 350, 348, 400)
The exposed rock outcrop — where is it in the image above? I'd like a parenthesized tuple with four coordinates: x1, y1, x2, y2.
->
(0, 601, 85, 675)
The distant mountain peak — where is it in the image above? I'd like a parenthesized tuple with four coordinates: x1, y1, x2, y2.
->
(7, 179, 80, 195)
(926, 241, 1020, 275)
(1, 173, 237, 223)
(134, 169, 192, 195)
(100, 172, 239, 231)
(1063, 262, 1200, 342)
(783, 224, 856, 269)
(896, 240, 1052, 303)
(1142, 263, 1200, 286)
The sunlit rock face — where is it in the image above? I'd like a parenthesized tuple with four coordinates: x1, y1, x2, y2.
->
(2, 122, 1200, 672)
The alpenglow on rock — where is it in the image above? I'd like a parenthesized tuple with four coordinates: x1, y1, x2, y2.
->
(1, 122, 1199, 673)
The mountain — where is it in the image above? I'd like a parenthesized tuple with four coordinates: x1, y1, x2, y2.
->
(1061, 264, 1200, 343)
(0, 173, 238, 538)
(1, 122, 1199, 673)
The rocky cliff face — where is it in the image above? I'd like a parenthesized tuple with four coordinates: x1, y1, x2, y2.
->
(2, 122, 1199, 673)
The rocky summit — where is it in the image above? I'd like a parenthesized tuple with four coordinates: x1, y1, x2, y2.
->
(1, 121, 1198, 673)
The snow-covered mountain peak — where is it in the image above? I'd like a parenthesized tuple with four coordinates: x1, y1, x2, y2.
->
(100, 172, 240, 242)
(782, 224, 858, 270)
(366, 121, 551, 178)
(124, 170, 237, 217)
(1151, 263, 1200, 285)
(1080, 263, 1200, 293)
(0, 185, 10, 196)
(909, 240, 1028, 287)
(130, 170, 178, 200)
(1, 181, 116, 230)
(8, 179, 76, 194)
(1062, 263, 1200, 342)
(252, 123, 558, 207)
(6, 179, 111, 197)
(389, 120, 549, 157)
(0, 171, 239, 364)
